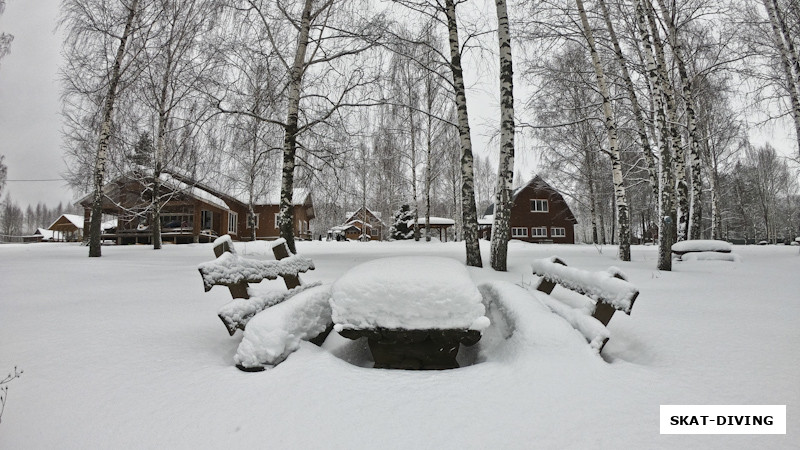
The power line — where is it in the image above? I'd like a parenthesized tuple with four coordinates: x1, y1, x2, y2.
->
(5, 179, 66, 182)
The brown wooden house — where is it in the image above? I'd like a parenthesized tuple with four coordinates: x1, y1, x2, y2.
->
(330, 207, 386, 241)
(480, 175, 577, 244)
(76, 171, 314, 244)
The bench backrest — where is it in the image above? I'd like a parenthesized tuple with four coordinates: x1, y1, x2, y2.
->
(531, 257, 638, 326)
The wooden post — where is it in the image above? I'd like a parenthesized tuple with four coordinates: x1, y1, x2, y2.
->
(272, 241, 301, 289)
(213, 239, 250, 299)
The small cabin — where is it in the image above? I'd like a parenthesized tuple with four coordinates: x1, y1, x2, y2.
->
(331, 207, 386, 241)
(480, 176, 577, 244)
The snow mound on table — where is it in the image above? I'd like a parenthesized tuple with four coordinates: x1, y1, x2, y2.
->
(681, 251, 741, 262)
(533, 293, 609, 351)
(671, 239, 732, 253)
(330, 256, 488, 331)
(234, 284, 332, 369)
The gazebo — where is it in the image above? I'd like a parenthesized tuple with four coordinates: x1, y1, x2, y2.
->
(47, 214, 85, 242)
(409, 217, 456, 242)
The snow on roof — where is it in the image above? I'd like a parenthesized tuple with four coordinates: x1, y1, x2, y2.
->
(330, 256, 489, 331)
(344, 207, 385, 225)
(160, 173, 231, 211)
(408, 217, 455, 226)
(478, 215, 494, 226)
(671, 239, 732, 254)
(35, 228, 55, 239)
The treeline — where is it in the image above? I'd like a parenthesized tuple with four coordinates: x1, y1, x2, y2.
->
(59, 0, 799, 269)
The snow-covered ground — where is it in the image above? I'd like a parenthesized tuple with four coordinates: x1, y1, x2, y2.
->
(0, 240, 797, 449)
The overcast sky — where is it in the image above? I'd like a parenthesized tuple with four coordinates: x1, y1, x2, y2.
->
(0, 0, 70, 208)
(0, 0, 795, 211)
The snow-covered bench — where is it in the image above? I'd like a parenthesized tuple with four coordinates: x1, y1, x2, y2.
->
(671, 240, 738, 261)
(198, 235, 317, 335)
(331, 257, 489, 370)
(530, 257, 638, 351)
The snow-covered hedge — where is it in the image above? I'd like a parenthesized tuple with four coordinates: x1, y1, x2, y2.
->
(671, 239, 732, 254)
(330, 256, 489, 331)
(234, 284, 333, 370)
(681, 252, 741, 262)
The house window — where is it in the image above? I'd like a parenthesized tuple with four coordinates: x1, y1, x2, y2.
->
(370, 227, 379, 237)
(511, 227, 528, 237)
(531, 227, 547, 237)
(274, 213, 280, 229)
(551, 227, 566, 237)
(247, 213, 259, 229)
(228, 212, 238, 235)
(531, 199, 549, 212)
(201, 210, 213, 230)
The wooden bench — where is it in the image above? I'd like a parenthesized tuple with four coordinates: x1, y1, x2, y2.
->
(198, 236, 318, 335)
(530, 257, 638, 351)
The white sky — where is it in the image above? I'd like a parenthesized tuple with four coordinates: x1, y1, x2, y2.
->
(0, 0, 69, 208)
(0, 0, 794, 210)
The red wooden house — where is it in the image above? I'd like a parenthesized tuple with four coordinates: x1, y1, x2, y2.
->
(77, 171, 314, 244)
(480, 175, 577, 244)
(329, 207, 386, 241)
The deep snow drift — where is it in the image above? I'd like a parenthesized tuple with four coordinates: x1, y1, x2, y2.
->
(0, 240, 797, 449)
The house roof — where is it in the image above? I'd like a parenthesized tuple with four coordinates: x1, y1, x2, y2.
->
(344, 207, 385, 226)
(482, 175, 577, 224)
(75, 170, 312, 211)
(48, 214, 85, 231)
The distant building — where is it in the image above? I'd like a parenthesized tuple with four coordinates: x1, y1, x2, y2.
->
(330, 207, 386, 241)
(76, 171, 314, 244)
(480, 175, 577, 244)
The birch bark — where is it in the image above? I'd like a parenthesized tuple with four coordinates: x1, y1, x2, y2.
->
(763, 0, 800, 156)
(575, 0, 631, 261)
(88, 0, 140, 257)
(445, 0, 482, 267)
(490, 0, 515, 271)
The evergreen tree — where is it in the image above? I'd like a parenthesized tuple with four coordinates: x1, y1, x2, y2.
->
(389, 204, 414, 240)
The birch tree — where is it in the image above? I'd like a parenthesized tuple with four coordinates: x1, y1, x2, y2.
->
(489, 0, 515, 271)
(62, 0, 142, 257)
(762, 0, 800, 157)
(575, 0, 632, 261)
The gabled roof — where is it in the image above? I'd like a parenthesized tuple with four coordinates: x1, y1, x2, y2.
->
(482, 175, 577, 223)
(75, 170, 312, 210)
(344, 207, 385, 226)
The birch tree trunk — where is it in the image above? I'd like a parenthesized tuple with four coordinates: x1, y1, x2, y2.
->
(655, 0, 704, 240)
(597, 0, 658, 201)
(409, 102, 420, 241)
(445, 0, 482, 267)
(279, 0, 314, 254)
(635, 0, 673, 270)
(88, 0, 139, 257)
(576, 0, 631, 261)
(490, 0, 515, 271)
(643, 0, 687, 243)
(763, 0, 800, 157)
(151, 46, 174, 251)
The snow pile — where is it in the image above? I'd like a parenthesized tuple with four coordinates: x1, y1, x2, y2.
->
(681, 251, 741, 262)
(530, 256, 638, 313)
(529, 289, 610, 351)
(197, 251, 314, 292)
(234, 284, 333, 369)
(331, 256, 489, 331)
(218, 281, 323, 334)
(477, 281, 600, 359)
(671, 239, 732, 254)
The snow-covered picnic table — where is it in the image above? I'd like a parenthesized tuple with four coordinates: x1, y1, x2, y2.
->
(671, 239, 740, 262)
(330, 256, 489, 369)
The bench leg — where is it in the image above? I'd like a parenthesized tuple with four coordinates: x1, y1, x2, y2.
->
(592, 302, 616, 327)
(536, 279, 557, 295)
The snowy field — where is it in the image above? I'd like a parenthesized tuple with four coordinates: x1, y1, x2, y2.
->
(1, 240, 798, 449)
